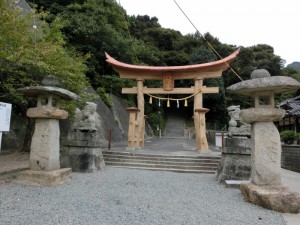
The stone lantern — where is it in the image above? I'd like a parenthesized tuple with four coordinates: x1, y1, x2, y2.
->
(17, 76, 81, 186)
(227, 69, 300, 213)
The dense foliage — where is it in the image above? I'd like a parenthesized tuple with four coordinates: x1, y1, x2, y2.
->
(0, 0, 90, 112)
(280, 130, 300, 144)
(287, 62, 300, 71)
(4, 0, 288, 132)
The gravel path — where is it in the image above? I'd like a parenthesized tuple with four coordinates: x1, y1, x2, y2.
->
(0, 168, 286, 225)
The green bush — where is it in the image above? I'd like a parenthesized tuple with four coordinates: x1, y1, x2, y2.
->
(96, 87, 112, 108)
(148, 112, 165, 136)
(280, 130, 299, 144)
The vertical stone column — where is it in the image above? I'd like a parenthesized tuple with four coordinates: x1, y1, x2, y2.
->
(137, 79, 144, 148)
(195, 108, 209, 151)
(30, 119, 60, 171)
(126, 107, 140, 150)
(251, 121, 281, 185)
(194, 79, 204, 150)
(26, 93, 68, 171)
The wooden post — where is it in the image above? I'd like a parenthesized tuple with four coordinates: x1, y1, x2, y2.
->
(142, 115, 149, 148)
(137, 79, 144, 148)
(195, 108, 210, 151)
(194, 79, 203, 150)
(126, 107, 139, 150)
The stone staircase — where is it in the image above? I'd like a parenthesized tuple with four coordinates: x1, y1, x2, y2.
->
(102, 151, 220, 174)
(163, 113, 186, 138)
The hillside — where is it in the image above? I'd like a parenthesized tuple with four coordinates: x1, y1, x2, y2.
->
(287, 62, 300, 71)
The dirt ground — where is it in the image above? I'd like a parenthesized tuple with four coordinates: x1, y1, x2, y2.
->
(0, 151, 29, 175)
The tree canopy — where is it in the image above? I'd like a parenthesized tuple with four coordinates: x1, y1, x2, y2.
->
(0, 0, 90, 112)
(5, 0, 288, 127)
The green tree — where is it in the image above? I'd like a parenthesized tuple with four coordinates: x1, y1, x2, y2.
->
(249, 44, 284, 75)
(0, 1, 90, 103)
(276, 67, 300, 103)
(0, 0, 90, 150)
(188, 46, 228, 124)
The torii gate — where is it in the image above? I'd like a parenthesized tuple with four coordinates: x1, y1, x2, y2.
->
(106, 49, 240, 151)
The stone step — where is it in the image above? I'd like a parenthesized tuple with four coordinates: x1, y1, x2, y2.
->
(105, 165, 216, 174)
(103, 151, 220, 174)
(105, 160, 218, 170)
(104, 157, 220, 166)
(164, 115, 186, 137)
(103, 151, 221, 160)
(103, 153, 220, 162)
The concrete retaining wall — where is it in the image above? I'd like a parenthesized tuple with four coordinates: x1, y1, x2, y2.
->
(281, 145, 300, 173)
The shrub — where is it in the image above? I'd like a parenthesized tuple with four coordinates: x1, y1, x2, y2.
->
(148, 112, 165, 136)
(280, 130, 299, 144)
(96, 87, 112, 108)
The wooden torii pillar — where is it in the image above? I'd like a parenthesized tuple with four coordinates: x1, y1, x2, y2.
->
(105, 49, 240, 151)
(126, 107, 139, 149)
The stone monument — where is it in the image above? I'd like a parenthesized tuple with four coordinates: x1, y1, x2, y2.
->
(216, 105, 251, 183)
(16, 76, 80, 186)
(61, 102, 105, 172)
(227, 69, 300, 213)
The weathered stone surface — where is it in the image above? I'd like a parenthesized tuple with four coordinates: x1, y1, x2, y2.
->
(216, 153, 251, 183)
(251, 122, 282, 185)
(27, 107, 68, 119)
(13, 168, 71, 186)
(72, 102, 97, 131)
(62, 139, 101, 147)
(18, 86, 81, 101)
(222, 146, 251, 154)
(240, 108, 285, 124)
(226, 135, 251, 150)
(227, 105, 240, 122)
(59, 92, 130, 148)
(250, 69, 271, 79)
(227, 76, 300, 96)
(61, 147, 105, 173)
(227, 105, 251, 136)
(30, 119, 60, 171)
(61, 129, 105, 173)
(110, 94, 130, 139)
(240, 183, 300, 213)
(65, 129, 101, 147)
(228, 125, 251, 136)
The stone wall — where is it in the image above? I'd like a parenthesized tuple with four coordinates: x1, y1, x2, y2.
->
(60, 90, 132, 148)
(281, 145, 300, 172)
(1, 113, 27, 151)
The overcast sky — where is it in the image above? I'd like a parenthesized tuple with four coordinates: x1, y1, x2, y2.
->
(119, 0, 300, 66)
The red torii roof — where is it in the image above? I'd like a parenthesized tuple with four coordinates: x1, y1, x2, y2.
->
(105, 48, 240, 79)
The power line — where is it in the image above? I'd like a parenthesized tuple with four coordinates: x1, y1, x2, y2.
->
(173, 0, 243, 81)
